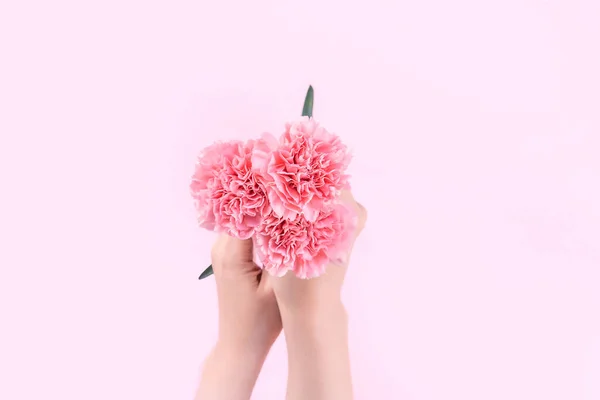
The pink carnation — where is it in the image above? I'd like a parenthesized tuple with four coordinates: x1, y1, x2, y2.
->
(190, 140, 270, 239)
(254, 202, 356, 279)
(252, 118, 351, 223)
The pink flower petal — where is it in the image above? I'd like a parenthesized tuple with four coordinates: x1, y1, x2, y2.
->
(190, 139, 270, 239)
(254, 202, 356, 279)
(258, 118, 351, 222)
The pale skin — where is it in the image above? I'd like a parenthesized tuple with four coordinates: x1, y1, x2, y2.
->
(195, 191, 367, 400)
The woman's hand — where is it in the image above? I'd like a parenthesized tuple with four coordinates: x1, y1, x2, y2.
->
(196, 191, 366, 400)
(211, 235, 282, 351)
(273, 191, 367, 400)
(196, 236, 282, 400)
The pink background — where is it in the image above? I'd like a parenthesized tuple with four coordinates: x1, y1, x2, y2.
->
(1, 0, 599, 399)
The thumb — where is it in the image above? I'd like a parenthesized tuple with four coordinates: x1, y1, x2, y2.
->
(339, 190, 368, 237)
(212, 234, 255, 267)
(228, 236, 255, 263)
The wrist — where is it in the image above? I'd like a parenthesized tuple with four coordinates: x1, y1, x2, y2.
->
(279, 302, 353, 400)
(280, 298, 347, 327)
(280, 300, 348, 344)
(218, 308, 282, 357)
(197, 340, 268, 400)
(215, 333, 274, 366)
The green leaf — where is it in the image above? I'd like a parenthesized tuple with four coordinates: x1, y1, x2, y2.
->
(301, 85, 314, 118)
(198, 265, 214, 280)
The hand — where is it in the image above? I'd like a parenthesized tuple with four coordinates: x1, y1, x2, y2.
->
(272, 190, 367, 316)
(211, 235, 282, 350)
(196, 236, 282, 400)
(272, 191, 367, 400)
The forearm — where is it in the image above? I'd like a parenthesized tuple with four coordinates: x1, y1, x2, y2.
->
(281, 302, 353, 400)
(195, 340, 270, 400)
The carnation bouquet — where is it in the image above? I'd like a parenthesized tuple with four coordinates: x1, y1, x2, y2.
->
(190, 86, 356, 280)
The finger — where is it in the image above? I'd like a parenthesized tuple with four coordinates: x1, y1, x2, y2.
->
(210, 235, 226, 265)
(225, 236, 255, 263)
(354, 201, 367, 234)
(339, 189, 356, 204)
(211, 234, 254, 268)
(339, 190, 367, 234)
